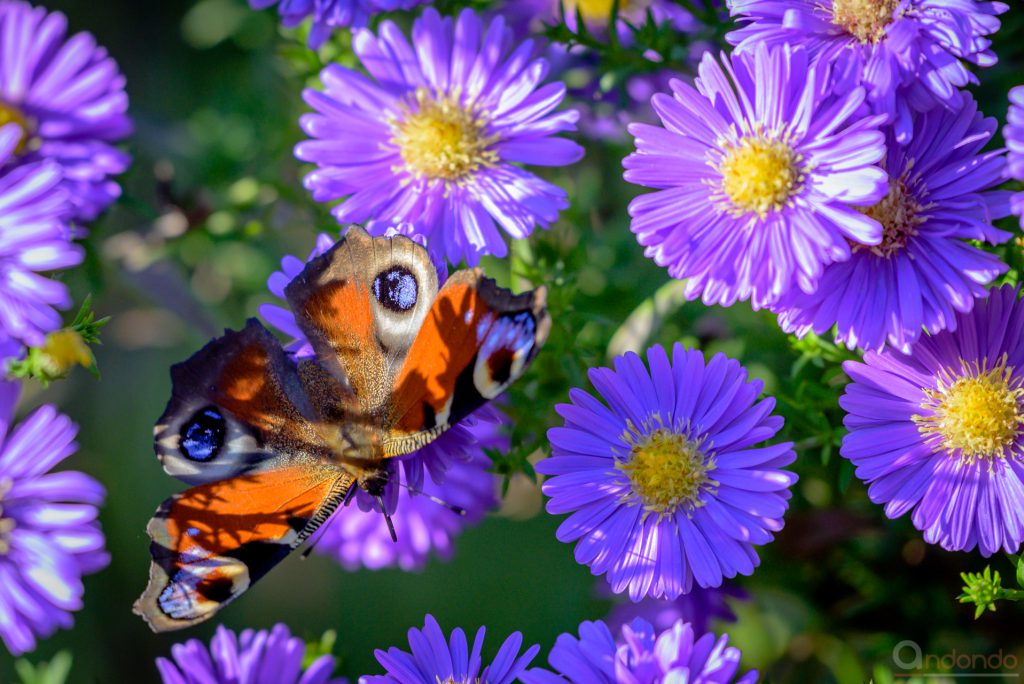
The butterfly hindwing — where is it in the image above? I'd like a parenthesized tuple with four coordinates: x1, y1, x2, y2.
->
(384, 269, 550, 455)
(133, 466, 352, 632)
(153, 318, 323, 485)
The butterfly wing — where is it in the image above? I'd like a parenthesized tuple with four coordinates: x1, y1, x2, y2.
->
(134, 467, 352, 632)
(285, 225, 549, 457)
(283, 226, 439, 419)
(153, 318, 327, 484)
(140, 317, 353, 631)
(384, 269, 550, 455)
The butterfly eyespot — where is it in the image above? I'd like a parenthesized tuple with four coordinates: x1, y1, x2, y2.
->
(179, 407, 226, 462)
(373, 266, 418, 312)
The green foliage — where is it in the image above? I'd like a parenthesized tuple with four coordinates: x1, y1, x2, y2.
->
(14, 652, 72, 684)
(959, 556, 1024, 618)
(303, 630, 341, 671)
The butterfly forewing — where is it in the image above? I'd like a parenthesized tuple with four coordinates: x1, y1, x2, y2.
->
(283, 227, 439, 418)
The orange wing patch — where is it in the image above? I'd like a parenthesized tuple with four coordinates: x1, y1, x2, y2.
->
(215, 336, 306, 435)
(298, 277, 383, 412)
(134, 465, 351, 632)
(390, 280, 483, 431)
(385, 271, 549, 455)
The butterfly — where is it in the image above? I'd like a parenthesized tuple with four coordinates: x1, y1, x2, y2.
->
(133, 226, 549, 632)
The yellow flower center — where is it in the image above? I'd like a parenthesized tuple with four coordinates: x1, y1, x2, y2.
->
(617, 422, 714, 514)
(851, 173, 925, 258)
(914, 356, 1024, 465)
(39, 329, 95, 377)
(718, 135, 803, 218)
(0, 101, 30, 155)
(831, 0, 901, 44)
(392, 89, 498, 184)
(565, 0, 630, 23)
(0, 477, 15, 556)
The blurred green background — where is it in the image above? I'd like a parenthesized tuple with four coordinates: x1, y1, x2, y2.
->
(3, 0, 1024, 681)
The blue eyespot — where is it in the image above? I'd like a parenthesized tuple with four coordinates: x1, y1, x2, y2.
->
(373, 266, 418, 312)
(179, 407, 226, 462)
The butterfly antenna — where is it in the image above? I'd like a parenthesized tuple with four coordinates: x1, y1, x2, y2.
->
(395, 481, 466, 516)
(301, 535, 322, 559)
(377, 495, 398, 543)
(343, 484, 358, 507)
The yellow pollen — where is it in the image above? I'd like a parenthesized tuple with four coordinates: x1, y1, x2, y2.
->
(914, 356, 1024, 465)
(851, 172, 926, 257)
(39, 329, 95, 377)
(831, 0, 901, 44)
(0, 101, 30, 155)
(0, 477, 14, 556)
(718, 135, 803, 218)
(617, 421, 714, 514)
(565, 0, 630, 23)
(392, 89, 498, 184)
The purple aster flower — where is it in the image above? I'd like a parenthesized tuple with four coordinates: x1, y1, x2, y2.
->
(774, 95, 1012, 353)
(295, 8, 584, 266)
(520, 618, 757, 684)
(1005, 86, 1024, 226)
(250, 0, 432, 49)
(624, 43, 888, 310)
(260, 227, 504, 566)
(0, 123, 81, 350)
(727, 0, 1006, 140)
(840, 284, 1024, 556)
(603, 581, 745, 636)
(0, 380, 108, 656)
(540, 343, 797, 601)
(361, 614, 538, 684)
(157, 623, 347, 684)
(0, 0, 131, 221)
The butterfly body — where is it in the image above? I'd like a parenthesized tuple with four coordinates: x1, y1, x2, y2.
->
(134, 227, 549, 632)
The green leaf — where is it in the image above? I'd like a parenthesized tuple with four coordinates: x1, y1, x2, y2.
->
(303, 630, 338, 670)
(14, 651, 73, 684)
(607, 280, 688, 359)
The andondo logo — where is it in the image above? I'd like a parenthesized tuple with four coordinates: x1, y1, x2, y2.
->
(892, 640, 1020, 679)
